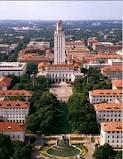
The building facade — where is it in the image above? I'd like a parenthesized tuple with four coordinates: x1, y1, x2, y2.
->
(0, 62, 27, 77)
(94, 102, 122, 124)
(0, 121, 25, 142)
(100, 121, 122, 149)
(89, 89, 122, 104)
(0, 101, 29, 123)
(54, 20, 65, 64)
(37, 20, 84, 82)
(38, 63, 83, 82)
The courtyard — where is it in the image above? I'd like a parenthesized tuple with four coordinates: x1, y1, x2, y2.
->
(49, 82, 73, 102)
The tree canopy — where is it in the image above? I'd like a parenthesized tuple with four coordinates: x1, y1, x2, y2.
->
(93, 143, 115, 159)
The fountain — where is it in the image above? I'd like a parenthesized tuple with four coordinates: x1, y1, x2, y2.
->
(41, 135, 85, 158)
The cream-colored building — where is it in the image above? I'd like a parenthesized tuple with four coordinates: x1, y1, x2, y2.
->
(94, 102, 122, 124)
(38, 63, 83, 82)
(0, 121, 25, 142)
(0, 62, 27, 77)
(89, 89, 122, 104)
(100, 121, 122, 149)
(0, 101, 29, 123)
(37, 20, 84, 82)
(54, 20, 65, 64)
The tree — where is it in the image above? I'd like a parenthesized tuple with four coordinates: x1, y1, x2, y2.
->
(26, 62, 37, 74)
(27, 92, 69, 134)
(115, 151, 122, 159)
(0, 134, 13, 159)
(67, 93, 99, 134)
(93, 143, 115, 159)
(13, 141, 32, 159)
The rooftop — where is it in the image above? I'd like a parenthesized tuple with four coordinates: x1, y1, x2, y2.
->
(0, 90, 32, 97)
(101, 121, 122, 132)
(0, 122, 24, 132)
(101, 65, 122, 72)
(89, 89, 122, 96)
(0, 100, 29, 108)
(94, 102, 123, 111)
(112, 80, 123, 88)
(0, 77, 12, 87)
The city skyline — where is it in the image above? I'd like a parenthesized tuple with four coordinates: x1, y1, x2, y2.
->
(0, 1, 122, 20)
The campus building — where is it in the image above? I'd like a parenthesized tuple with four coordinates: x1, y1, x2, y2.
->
(94, 102, 122, 124)
(100, 121, 122, 149)
(0, 101, 29, 123)
(0, 62, 27, 77)
(89, 89, 122, 104)
(0, 121, 25, 142)
(37, 20, 83, 82)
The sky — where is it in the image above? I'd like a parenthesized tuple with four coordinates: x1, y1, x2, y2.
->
(0, 1, 122, 20)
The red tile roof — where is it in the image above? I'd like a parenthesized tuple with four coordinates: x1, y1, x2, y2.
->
(94, 102, 123, 111)
(0, 122, 24, 132)
(0, 77, 12, 87)
(0, 100, 29, 108)
(0, 90, 32, 97)
(101, 65, 122, 72)
(90, 89, 122, 96)
(101, 121, 122, 132)
(112, 80, 123, 88)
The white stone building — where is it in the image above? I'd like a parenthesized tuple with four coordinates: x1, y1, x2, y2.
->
(0, 62, 27, 77)
(37, 20, 84, 82)
(89, 89, 122, 104)
(100, 121, 122, 149)
(54, 20, 65, 64)
(27, 41, 50, 50)
(94, 102, 122, 124)
(38, 63, 83, 82)
(0, 101, 29, 123)
(0, 121, 25, 142)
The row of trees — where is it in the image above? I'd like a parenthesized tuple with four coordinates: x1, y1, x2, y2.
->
(0, 134, 32, 159)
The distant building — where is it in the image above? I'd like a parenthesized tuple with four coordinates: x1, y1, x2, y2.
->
(87, 37, 98, 47)
(92, 42, 122, 53)
(94, 102, 122, 124)
(0, 44, 10, 54)
(0, 101, 29, 123)
(112, 80, 123, 90)
(27, 41, 50, 50)
(89, 89, 122, 104)
(0, 62, 27, 77)
(101, 64, 122, 80)
(95, 53, 122, 63)
(0, 121, 25, 142)
(18, 53, 51, 64)
(100, 121, 122, 149)
(65, 40, 85, 49)
(0, 77, 12, 90)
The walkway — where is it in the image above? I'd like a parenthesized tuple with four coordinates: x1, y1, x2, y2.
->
(50, 82, 73, 102)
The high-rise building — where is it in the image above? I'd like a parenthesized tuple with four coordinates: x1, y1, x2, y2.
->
(54, 20, 65, 64)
